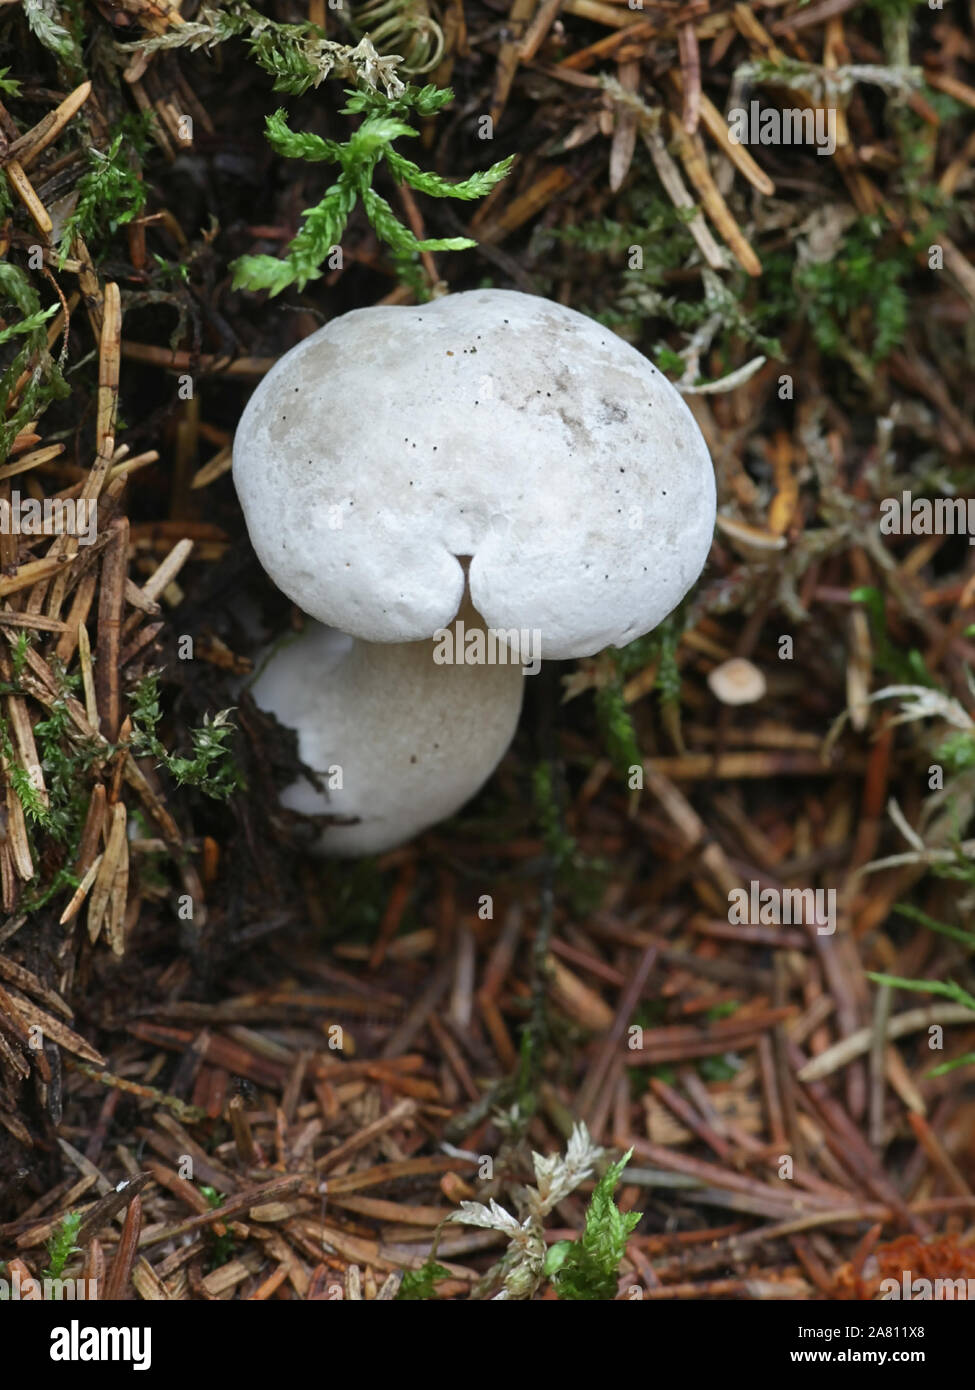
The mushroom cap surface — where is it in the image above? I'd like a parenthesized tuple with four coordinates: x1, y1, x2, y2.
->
(234, 289, 716, 660)
(249, 615, 525, 856)
(707, 656, 767, 706)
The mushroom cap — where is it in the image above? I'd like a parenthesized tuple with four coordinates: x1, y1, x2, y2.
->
(249, 614, 524, 856)
(707, 656, 767, 706)
(233, 289, 716, 660)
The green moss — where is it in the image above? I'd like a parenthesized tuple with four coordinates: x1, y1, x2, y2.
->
(199, 1186, 236, 1269)
(44, 1211, 82, 1280)
(547, 1151, 641, 1300)
(797, 217, 909, 364)
(0, 263, 70, 466)
(397, 1258, 450, 1300)
(230, 92, 511, 297)
(58, 116, 152, 262)
(594, 680, 641, 779)
(129, 673, 243, 801)
(532, 761, 575, 867)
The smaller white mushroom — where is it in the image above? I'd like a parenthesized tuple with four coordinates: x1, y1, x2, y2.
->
(707, 657, 767, 706)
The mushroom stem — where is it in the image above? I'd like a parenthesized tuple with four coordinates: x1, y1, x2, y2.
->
(250, 604, 525, 856)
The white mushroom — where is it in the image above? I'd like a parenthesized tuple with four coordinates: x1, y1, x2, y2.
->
(234, 289, 715, 657)
(234, 289, 717, 855)
(707, 656, 767, 705)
